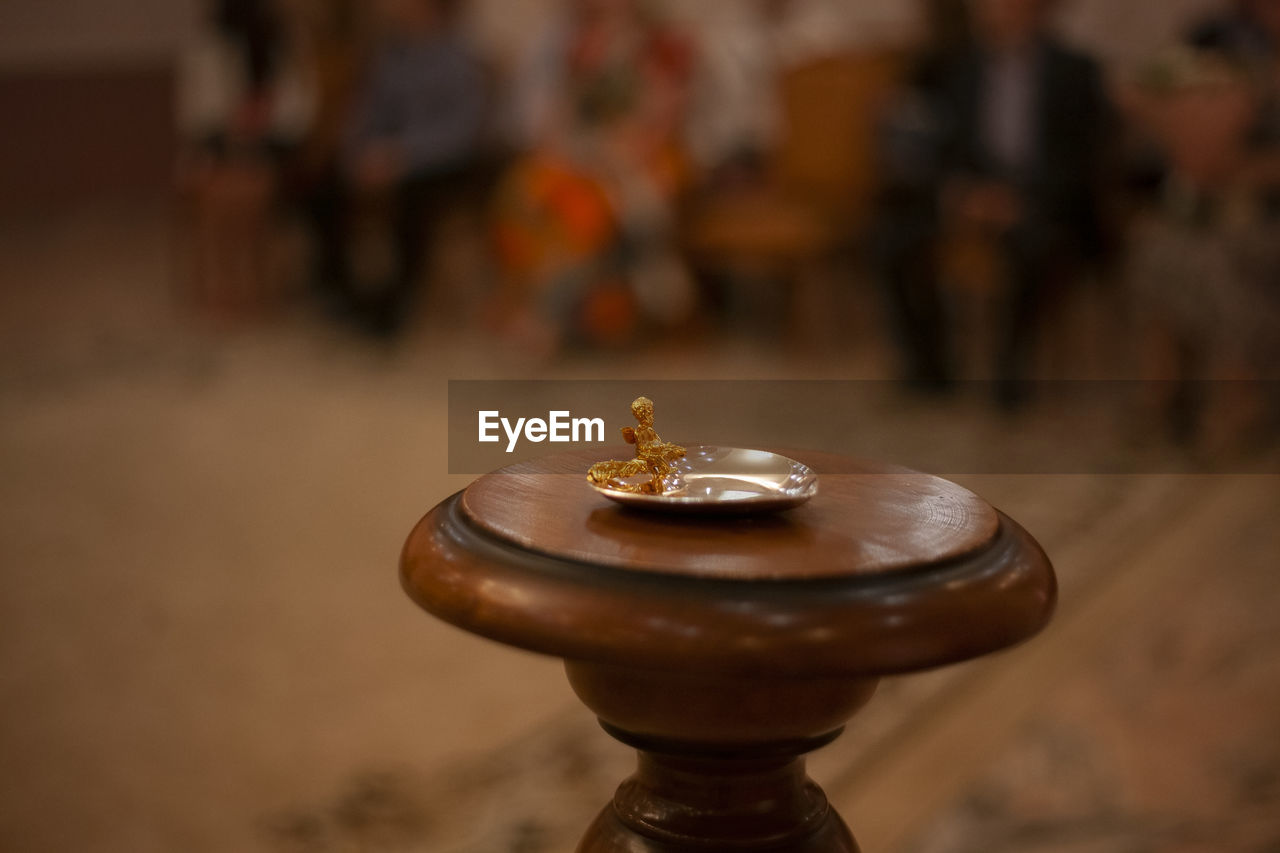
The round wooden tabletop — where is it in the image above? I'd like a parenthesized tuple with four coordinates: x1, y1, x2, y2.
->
(401, 449, 1055, 677)
(460, 449, 999, 581)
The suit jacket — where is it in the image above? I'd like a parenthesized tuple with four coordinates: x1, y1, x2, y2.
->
(938, 37, 1111, 256)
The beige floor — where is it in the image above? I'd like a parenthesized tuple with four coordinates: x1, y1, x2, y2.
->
(1, 204, 1275, 852)
(0, 204, 577, 851)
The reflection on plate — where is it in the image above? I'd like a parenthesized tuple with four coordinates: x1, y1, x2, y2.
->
(588, 446, 818, 514)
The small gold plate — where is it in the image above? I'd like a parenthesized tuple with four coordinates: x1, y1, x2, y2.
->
(589, 446, 818, 514)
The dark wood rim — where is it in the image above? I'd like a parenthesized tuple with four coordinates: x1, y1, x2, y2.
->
(400, 492, 1056, 677)
(596, 720, 846, 758)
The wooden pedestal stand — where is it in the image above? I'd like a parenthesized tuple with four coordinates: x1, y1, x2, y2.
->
(401, 450, 1055, 851)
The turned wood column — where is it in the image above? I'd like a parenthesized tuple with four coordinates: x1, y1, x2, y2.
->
(400, 450, 1055, 851)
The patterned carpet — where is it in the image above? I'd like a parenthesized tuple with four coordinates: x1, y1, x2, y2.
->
(902, 479, 1280, 853)
(259, 469, 1280, 853)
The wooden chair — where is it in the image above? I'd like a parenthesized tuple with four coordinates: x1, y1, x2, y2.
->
(177, 159, 284, 321)
(938, 221, 1122, 383)
(681, 51, 904, 337)
(937, 227, 1006, 379)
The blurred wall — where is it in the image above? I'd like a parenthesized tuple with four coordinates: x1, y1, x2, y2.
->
(464, 0, 1225, 70)
(0, 0, 200, 211)
(0, 0, 1228, 211)
(0, 69, 176, 210)
(0, 0, 199, 71)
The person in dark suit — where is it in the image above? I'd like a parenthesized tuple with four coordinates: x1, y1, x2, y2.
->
(874, 0, 1112, 405)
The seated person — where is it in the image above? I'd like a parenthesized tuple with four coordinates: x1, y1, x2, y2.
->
(1124, 42, 1280, 444)
(491, 0, 694, 354)
(873, 0, 1111, 404)
(312, 0, 487, 339)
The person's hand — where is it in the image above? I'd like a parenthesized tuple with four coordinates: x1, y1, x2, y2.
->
(946, 179, 1024, 231)
(174, 149, 217, 193)
(353, 141, 405, 189)
(1160, 84, 1255, 189)
(231, 94, 273, 141)
(622, 427, 636, 444)
(1239, 150, 1280, 192)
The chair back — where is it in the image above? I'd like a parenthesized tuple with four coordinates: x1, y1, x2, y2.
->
(774, 51, 903, 228)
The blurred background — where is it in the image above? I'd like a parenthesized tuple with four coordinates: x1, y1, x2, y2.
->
(0, 0, 1277, 850)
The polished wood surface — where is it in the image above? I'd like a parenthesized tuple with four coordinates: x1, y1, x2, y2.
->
(404, 492, 1051, 677)
(460, 449, 999, 580)
(400, 448, 1056, 851)
(578, 749, 861, 852)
